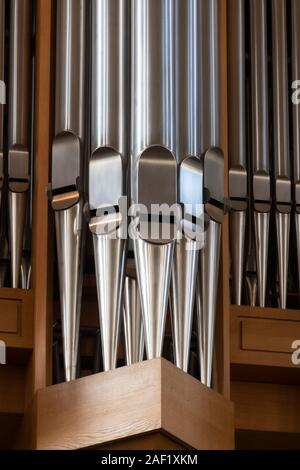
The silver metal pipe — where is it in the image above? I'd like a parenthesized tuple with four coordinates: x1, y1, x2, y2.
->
(250, 0, 271, 308)
(272, 0, 291, 309)
(51, 0, 87, 381)
(131, 0, 176, 359)
(196, 0, 225, 388)
(0, 0, 6, 287)
(197, 218, 221, 387)
(291, 0, 300, 295)
(123, 276, 144, 365)
(8, 0, 31, 288)
(169, 0, 203, 373)
(89, 0, 129, 372)
(228, 0, 247, 306)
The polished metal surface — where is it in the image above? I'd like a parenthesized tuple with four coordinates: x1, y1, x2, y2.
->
(201, 0, 221, 151)
(229, 210, 246, 306)
(89, 0, 129, 371)
(21, 253, 31, 290)
(134, 224, 174, 359)
(123, 276, 144, 365)
(228, 0, 247, 306)
(0, 0, 4, 201)
(51, 0, 87, 381)
(272, 0, 291, 309)
(55, 202, 84, 382)
(131, 0, 177, 361)
(170, 235, 199, 372)
(250, 0, 271, 307)
(93, 227, 126, 371)
(276, 212, 290, 309)
(197, 0, 224, 388)
(245, 274, 258, 307)
(254, 211, 269, 308)
(197, 220, 221, 387)
(168, 0, 203, 372)
(131, 0, 177, 209)
(8, 191, 27, 288)
(8, 0, 31, 288)
(291, 0, 300, 293)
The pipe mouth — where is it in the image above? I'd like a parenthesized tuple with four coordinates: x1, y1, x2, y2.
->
(130, 216, 176, 245)
(89, 211, 123, 236)
(52, 190, 80, 211)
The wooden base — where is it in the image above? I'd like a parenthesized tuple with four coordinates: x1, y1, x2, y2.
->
(35, 358, 234, 450)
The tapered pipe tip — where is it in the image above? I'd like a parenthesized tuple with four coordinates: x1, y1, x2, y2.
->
(134, 234, 174, 360)
(254, 210, 270, 308)
(8, 191, 27, 288)
(170, 236, 199, 372)
(123, 276, 144, 366)
(197, 220, 222, 388)
(276, 211, 290, 309)
(55, 202, 84, 383)
(229, 210, 246, 306)
(93, 230, 126, 372)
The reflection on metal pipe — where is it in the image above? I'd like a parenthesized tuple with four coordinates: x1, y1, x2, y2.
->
(197, 0, 225, 388)
(291, 0, 300, 296)
(131, 0, 176, 359)
(89, 0, 129, 371)
(0, 0, 4, 212)
(50, 0, 87, 381)
(197, 218, 221, 388)
(250, 0, 271, 308)
(8, 0, 31, 288)
(272, 0, 291, 309)
(169, 0, 203, 372)
(228, 0, 247, 306)
(123, 276, 144, 365)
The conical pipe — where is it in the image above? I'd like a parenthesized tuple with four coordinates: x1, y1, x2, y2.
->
(272, 0, 291, 309)
(8, 0, 31, 288)
(50, 0, 87, 381)
(89, 0, 129, 371)
(131, 0, 177, 360)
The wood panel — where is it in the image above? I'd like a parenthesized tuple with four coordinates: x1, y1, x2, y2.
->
(0, 366, 26, 414)
(232, 381, 300, 434)
(231, 305, 300, 368)
(32, 0, 54, 393)
(0, 289, 33, 352)
(35, 358, 234, 450)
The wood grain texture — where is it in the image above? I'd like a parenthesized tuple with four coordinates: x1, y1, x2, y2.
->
(0, 289, 33, 351)
(230, 305, 300, 368)
(0, 366, 26, 414)
(32, 0, 54, 393)
(161, 360, 234, 450)
(232, 381, 300, 434)
(95, 433, 189, 451)
(35, 359, 234, 450)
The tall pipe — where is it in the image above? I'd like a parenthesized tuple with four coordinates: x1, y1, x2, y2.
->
(272, 0, 291, 309)
(197, 0, 225, 388)
(50, 0, 87, 381)
(8, 0, 31, 288)
(169, 0, 203, 373)
(0, 0, 6, 287)
(291, 0, 300, 297)
(250, 0, 271, 308)
(228, 0, 247, 306)
(131, 0, 176, 359)
(89, 0, 129, 372)
(123, 276, 144, 365)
